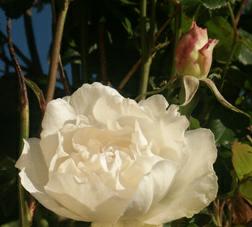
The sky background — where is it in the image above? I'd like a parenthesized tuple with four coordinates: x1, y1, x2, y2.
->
(0, 4, 71, 82)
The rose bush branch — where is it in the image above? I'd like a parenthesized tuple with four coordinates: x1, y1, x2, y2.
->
(139, 0, 156, 99)
(118, 11, 175, 91)
(46, 0, 70, 103)
(7, 18, 30, 227)
(50, 0, 71, 95)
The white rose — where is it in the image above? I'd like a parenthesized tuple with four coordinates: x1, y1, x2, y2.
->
(16, 82, 218, 227)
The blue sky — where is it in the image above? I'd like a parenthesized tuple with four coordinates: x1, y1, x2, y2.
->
(0, 4, 52, 73)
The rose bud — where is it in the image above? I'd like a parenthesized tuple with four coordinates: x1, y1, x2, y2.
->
(175, 21, 218, 79)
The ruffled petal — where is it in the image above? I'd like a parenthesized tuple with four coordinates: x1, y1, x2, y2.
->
(124, 160, 177, 219)
(141, 129, 218, 224)
(92, 221, 162, 227)
(92, 96, 148, 127)
(69, 83, 122, 116)
(139, 95, 168, 118)
(15, 138, 83, 221)
(41, 99, 76, 138)
(45, 170, 134, 222)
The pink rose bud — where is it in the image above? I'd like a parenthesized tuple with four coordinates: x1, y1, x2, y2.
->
(175, 22, 218, 78)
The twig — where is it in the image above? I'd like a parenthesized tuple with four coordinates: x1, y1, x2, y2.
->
(139, 0, 156, 99)
(234, 0, 247, 27)
(58, 56, 71, 95)
(118, 10, 173, 91)
(154, 13, 174, 42)
(0, 51, 29, 72)
(139, 0, 149, 98)
(118, 58, 142, 91)
(0, 31, 32, 66)
(7, 18, 30, 227)
(24, 77, 46, 113)
(46, 0, 70, 102)
(99, 18, 109, 83)
(118, 41, 170, 91)
(50, 0, 71, 95)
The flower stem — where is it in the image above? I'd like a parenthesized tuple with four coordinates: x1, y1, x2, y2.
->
(7, 18, 30, 227)
(139, 0, 156, 99)
(46, 0, 70, 102)
(51, 0, 71, 95)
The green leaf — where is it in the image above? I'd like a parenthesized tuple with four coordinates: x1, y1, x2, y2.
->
(232, 142, 252, 180)
(24, 78, 46, 112)
(206, 17, 234, 62)
(208, 119, 235, 145)
(119, 0, 137, 5)
(189, 116, 201, 129)
(239, 179, 252, 205)
(122, 18, 133, 36)
(0, 220, 19, 227)
(200, 0, 228, 9)
(238, 29, 252, 65)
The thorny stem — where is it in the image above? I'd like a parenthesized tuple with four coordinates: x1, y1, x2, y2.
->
(46, 0, 70, 102)
(7, 18, 30, 227)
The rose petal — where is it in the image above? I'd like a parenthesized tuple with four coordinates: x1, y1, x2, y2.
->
(139, 95, 169, 118)
(198, 39, 218, 77)
(40, 133, 58, 167)
(45, 170, 134, 222)
(69, 83, 122, 116)
(141, 129, 218, 224)
(92, 96, 148, 127)
(41, 99, 76, 138)
(15, 138, 83, 220)
(124, 160, 177, 219)
(92, 221, 162, 227)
